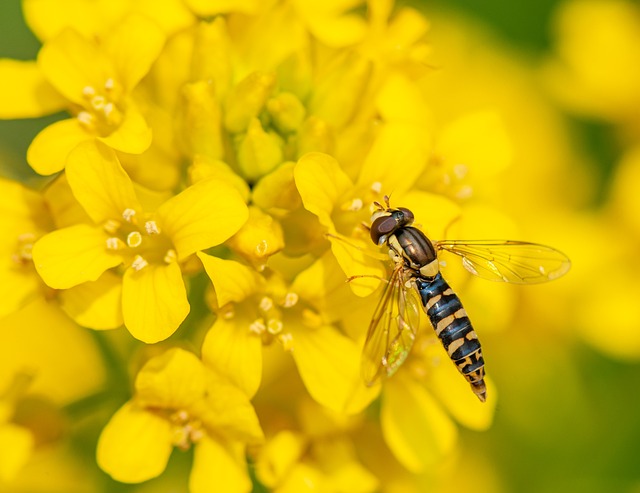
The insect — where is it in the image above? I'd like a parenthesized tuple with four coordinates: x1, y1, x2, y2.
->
(361, 197, 571, 402)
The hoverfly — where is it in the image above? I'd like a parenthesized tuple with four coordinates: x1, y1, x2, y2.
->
(361, 197, 570, 402)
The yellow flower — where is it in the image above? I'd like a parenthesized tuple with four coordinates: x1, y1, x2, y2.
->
(199, 252, 378, 413)
(97, 348, 263, 492)
(32, 141, 248, 342)
(255, 400, 378, 493)
(0, 14, 165, 175)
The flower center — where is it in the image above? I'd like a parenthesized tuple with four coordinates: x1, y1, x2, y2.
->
(247, 292, 299, 351)
(11, 232, 37, 266)
(169, 410, 205, 451)
(104, 209, 177, 271)
(77, 78, 124, 136)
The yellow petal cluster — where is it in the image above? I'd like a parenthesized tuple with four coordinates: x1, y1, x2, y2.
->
(0, 0, 604, 492)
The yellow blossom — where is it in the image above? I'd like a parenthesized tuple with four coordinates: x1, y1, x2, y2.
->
(98, 348, 263, 492)
(32, 141, 248, 342)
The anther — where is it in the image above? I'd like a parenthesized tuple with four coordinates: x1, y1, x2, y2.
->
(131, 255, 148, 271)
(122, 209, 136, 222)
(103, 219, 120, 234)
(82, 86, 96, 97)
(249, 319, 266, 335)
(77, 111, 94, 126)
(163, 249, 177, 264)
(278, 333, 293, 351)
(91, 95, 106, 110)
(255, 239, 268, 257)
(104, 78, 115, 90)
(104, 102, 115, 117)
(281, 292, 298, 308)
(259, 297, 274, 312)
(106, 237, 125, 250)
(145, 221, 160, 235)
(453, 164, 468, 179)
(371, 181, 382, 193)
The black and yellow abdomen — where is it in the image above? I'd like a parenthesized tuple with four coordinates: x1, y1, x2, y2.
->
(415, 274, 487, 402)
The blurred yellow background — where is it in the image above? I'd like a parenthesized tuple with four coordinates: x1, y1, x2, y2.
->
(1, 1, 640, 492)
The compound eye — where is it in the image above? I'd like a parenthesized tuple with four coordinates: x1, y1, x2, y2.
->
(397, 207, 414, 225)
(370, 215, 398, 245)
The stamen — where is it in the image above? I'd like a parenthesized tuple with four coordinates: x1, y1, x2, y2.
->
(164, 249, 177, 264)
(281, 292, 299, 308)
(104, 78, 115, 90)
(82, 86, 96, 97)
(249, 319, 266, 335)
(349, 198, 363, 211)
(255, 239, 268, 257)
(259, 296, 274, 312)
(278, 333, 293, 351)
(103, 219, 120, 234)
(453, 164, 468, 179)
(106, 237, 125, 250)
(145, 220, 160, 235)
(456, 185, 473, 200)
(131, 255, 148, 271)
(127, 231, 142, 248)
(122, 209, 136, 222)
(103, 102, 115, 117)
(77, 111, 94, 126)
(371, 181, 382, 193)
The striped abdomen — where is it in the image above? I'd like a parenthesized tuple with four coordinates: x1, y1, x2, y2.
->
(415, 273, 487, 402)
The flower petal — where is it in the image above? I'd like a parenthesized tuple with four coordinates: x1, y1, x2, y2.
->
(0, 298, 107, 404)
(66, 141, 141, 224)
(26, 118, 92, 175)
(135, 348, 207, 409)
(197, 253, 262, 306)
(201, 317, 263, 398)
(156, 178, 249, 260)
(0, 59, 65, 118)
(32, 224, 122, 289)
(196, 374, 264, 443)
(97, 401, 173, 483)
(190, 438, 251, 493)
(97, 104, 152, 154)
(38, 28, 114, 105)
(59, 270, 123, 329)
(381, 376, 457, 472)
(122, 262, 190, 343)
(294, 152, 352, 229)
(102, 14, 165, 92)
(290, 324, 378, 414)
(0, 423, 34, 482)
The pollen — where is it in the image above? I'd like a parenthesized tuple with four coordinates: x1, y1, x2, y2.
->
(131, 255, 148, 271)
(163, 249, 177, 264)
(281, 292, 299, 308)
(127, 232, 142, 248)
(145, 220, 160, 235)
(122, 209, 136, 222)
(278, 332, 294, 351)
(77, 111, 94, 127)
(255, 239, 269, 257)
(249, 319, 266, 335)
(103, 219, 121, 234)
(106, 237, 125, 250)
(259, 296, 274, 312)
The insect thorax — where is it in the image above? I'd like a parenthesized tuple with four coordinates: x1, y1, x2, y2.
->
(388, 227, 439, 278)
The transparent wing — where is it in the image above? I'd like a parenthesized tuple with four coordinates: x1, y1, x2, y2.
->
(435, 240, 571, 284)
(361, 267, 420, 386)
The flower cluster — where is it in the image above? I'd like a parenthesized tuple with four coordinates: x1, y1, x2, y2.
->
(0, 0, 588, 491)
